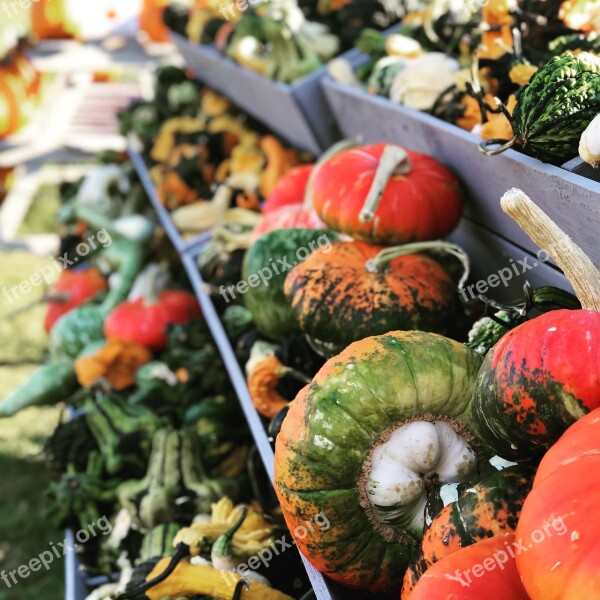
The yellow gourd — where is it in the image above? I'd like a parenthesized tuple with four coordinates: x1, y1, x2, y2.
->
(145, 560, 294, 600)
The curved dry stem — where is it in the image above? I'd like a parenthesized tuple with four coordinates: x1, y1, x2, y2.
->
(479, 135, 517, 156)
(501, 188, 600, 311)
(365, 241, 471, 290)
(359, 145, 412, 224)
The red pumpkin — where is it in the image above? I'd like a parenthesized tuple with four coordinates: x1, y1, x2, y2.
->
(252, 205, 325, 241)
(104, 290, 201, 350)
(410, 533, 529, 600)
(516, 408, 600, 600)
(472, 190, 600, 460)
(262, 165, 313, 214)
(45, 268, 108, 333)
(473, 309, 600, 458)
(312, 143, 463, 245)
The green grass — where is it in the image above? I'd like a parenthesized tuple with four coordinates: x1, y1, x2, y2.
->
(0, 402, 64, 600)
(0, 250, 64, 599)
(18, 185, 62, 236)
(0, 250, 53, 364)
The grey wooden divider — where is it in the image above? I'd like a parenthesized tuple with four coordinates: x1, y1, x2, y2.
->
(170, 33, 339, 155)
(321, 78, 600, 269)
(181, 250, 344, 600)
(64, 531, 89, 600)
(449, 218, 572, 302)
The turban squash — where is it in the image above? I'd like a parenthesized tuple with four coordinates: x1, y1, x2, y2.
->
(274, 331, 483, 593)
(284, 240, 469, 356)
(472, 190, 600, 460)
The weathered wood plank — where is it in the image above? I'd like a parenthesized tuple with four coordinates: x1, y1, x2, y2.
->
(322, 79, 600, 269)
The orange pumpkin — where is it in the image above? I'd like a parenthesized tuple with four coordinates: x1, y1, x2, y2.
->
(311, 143, 463, 245)
(284, 240, 467, 355)
(516, 407, 600, 600)
(0, 77, 24, 138)
(31, 0, 77, 39)
(410, 533, 530, 600)
(140, 0, 171, 43)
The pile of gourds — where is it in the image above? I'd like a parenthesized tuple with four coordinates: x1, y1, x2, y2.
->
(185, 114, 599, 597)
(267, 185, 600, 598)
(166, 0, 396, 84)
(119, 66, 304, 238)
(2, 150, 311, 600)
(329, 0, 600, 166)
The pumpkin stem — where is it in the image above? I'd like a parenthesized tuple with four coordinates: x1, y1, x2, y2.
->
(501, 188, 600, 311)
(366, 241, 470, 290)
(303, 137, 362, 210)
(232, 579, 250, 600)
(278, 366, 312, 385)
(359, 145, 412, 224)
(479, 135, 517, 156)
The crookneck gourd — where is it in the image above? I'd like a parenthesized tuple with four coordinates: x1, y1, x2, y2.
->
(472, 190, 600, 460)
(274, 331, 484, 593)
(284, 240, 469, 356)
(118, 428, 247, 530)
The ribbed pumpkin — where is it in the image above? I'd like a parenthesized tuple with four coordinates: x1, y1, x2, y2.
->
(401, 465, 535, 598)
(284, 240, 468, 356)
(274, 331, 483, 593)
(410, 533, 530, 600)
(311, 143, 463, 245)
(472, 190, 600, 460)
(516, 408, 600, 600)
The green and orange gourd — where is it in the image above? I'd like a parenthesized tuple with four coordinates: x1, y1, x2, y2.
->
(274, 330, 485, 593)
(284, 239, 469, 356)
(472, 189, 600, 460)
(401, 465, 535, 598)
